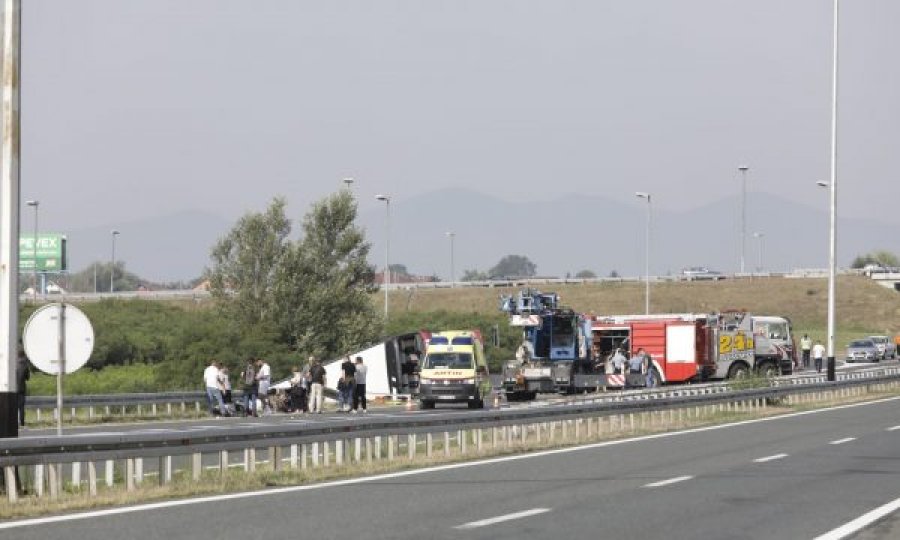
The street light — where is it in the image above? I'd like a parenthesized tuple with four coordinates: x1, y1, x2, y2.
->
(738, 165, 749, 274)
(25, 199, 38, 299)
(110, 230, 120, 293)
(446, 231, 455, 287)
(635, 191, 651, 315)
(752, 232, 765, 272)
(375, 195, 390, 317)
(822, 0, 840, 382)
(342, 177, 354, 191)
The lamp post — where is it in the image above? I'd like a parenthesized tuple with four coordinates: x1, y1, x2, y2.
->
(342, 177, 354, 191)
(375, 195, 390, 317)
(25, 199, 38, 299)
(635, 191, 651, 315)
(110, 230, 120, 293)
(738, 165, 749, 274)
(446, 231, 455, 287)
(752, 232, 765, 272)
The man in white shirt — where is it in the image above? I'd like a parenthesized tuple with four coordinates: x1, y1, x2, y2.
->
(203, 360, 227, 417)
(812, 341, 826, 373)
(256, 358, 272, 415)
(352, 356, 368, 413)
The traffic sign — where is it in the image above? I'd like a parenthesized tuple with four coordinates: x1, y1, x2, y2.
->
(22, 303, 94, 375)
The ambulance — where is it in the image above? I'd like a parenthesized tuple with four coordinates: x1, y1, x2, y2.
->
(418, 330, 490, 409)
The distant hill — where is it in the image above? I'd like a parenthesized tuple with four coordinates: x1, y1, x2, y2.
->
(59, 190, 899, 283)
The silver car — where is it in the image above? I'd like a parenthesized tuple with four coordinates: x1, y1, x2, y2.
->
(846, 339, 878, 363)
(868, 336, 896, 360)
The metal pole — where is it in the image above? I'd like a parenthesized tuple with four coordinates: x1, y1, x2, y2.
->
(25, 200, 37, 300)
(110, 230, 119, 293)
(754, 232, 764, 272)
(447, 232, 455, 287)
(56, 303, 66, 436)
(738, 165, 749, 274)
(826, 0, 839, 382)
(636, 192, 650, 314)
(0, 0, 22, 439)
(375, 195, 390, 317)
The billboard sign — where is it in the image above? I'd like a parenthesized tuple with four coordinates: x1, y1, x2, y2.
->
(19, 233, 67, 272)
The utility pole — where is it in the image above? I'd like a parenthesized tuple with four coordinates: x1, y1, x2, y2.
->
(738, 165, 749, 274)
(0, 0, 22, 439)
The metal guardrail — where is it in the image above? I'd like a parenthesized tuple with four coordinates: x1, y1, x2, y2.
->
(1, 370, 898, 502)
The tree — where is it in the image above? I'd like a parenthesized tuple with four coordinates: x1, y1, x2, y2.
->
(388, 264, 410, 278)
(851, 250, 899, 269)
(67, 262, 146, 293)
(489, 255, 537, 278)
(206, 198, 291, 329)
(609, 270, 620, 278)
(575, 269, 597, 279)
(273, 191, 382, 358)
(461, 269, 488, 282)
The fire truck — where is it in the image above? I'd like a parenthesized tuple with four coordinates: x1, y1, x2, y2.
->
(499, 289, 599, 400)
(591, 310, 795, 388)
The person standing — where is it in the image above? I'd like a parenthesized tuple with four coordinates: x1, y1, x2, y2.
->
(627, 349, 645, 389)
(16, 346, 30, 427)
(256, 358, 272, 415)
(800, 334, 812, 370)
(340, 356, 356, 412)
(240, 358, 258, 417)
(203, 359, 227, 417)
(219, 366, 233, 415)
(308, 358, 326, 414)
(288, 366, 307, 413)
(352, 356, 368, 413)
(812, 340, 826, 373)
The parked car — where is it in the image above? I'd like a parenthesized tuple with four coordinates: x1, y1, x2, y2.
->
(846, 338, 879, 363)
(868, 335, 896, 360)
(681, 267, 724, 281)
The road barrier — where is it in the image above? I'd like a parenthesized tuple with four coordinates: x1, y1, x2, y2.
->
(2, 370, 900, 504)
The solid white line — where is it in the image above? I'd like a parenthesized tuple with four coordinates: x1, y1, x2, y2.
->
(829, 437, 856, 445)
(643, 475, 693, 488)
(454, 508, 551, 529)
(753, 453, 789, 463)
(886, 425, 900, 431)
(2, 395, 898, 531)
(813, 495, 900, 540)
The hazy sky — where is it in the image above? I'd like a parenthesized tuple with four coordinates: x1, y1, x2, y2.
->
(20, 1, 900, 237)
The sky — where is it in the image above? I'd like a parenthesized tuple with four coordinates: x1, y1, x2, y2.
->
(16, 1, 900, 276)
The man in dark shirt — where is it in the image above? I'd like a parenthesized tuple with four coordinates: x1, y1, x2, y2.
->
(308, 359, 327, 413)
(339, 357, 356, 412)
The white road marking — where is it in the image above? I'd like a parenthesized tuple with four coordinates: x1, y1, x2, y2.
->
(643, 475, 693, 488)
(829, 437, 856, 445)
(753, 453, 789, 463)
(2, 396, 898, 531)
(454, 508, 551, 529)
(886, 425, 900, 431)
(813, 494, 900, 540)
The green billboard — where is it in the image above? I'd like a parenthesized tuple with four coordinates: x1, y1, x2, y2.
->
(19, 233, 67, 272)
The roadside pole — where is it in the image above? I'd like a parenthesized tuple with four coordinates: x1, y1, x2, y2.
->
(0, 0, 22, 439)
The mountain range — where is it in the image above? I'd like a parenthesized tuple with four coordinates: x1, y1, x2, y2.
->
(61, 189, 899, 283)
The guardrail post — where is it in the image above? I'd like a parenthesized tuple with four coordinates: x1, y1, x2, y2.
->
(629, 413, 635, 433)
(71, 462, 81, 490)
(167, 403, 172, 416)
(159, 456, 172, 485)
(192, 453, 202, 480)
(387, 437, 394, 462)
(366, 438, 373, 463)
(105, 460, 114, 487)
(88, 406, 94, 419)
(491, 427, 498, 449)
(459, 430, 467, 455)
(323, 441, 330, 467)
(87, 461, 97, 496)
(135, 458, 143, 486)
(476, 429, 483, 452)
(354, 438, 362, 463)
(219, 450, 228, 477)
(4, 466, 16, 503)
(125, 459, 135, 491)
(312, 442, 320, 467)
(301, 444, 308, 470)
(34, 464, 44, 497)
(335, 440, 344, 466)
(290, 444, 298, 469)
(245, 448, 255, 472)
(374, 437, 382, 461)
(561, 420, 568, 440)
(152, 403, 158, 416)
(444, 432, 451, 457)
(35, 408, 41, 421)
(408, 434, 416, 460)
(272, 446, 282, 472)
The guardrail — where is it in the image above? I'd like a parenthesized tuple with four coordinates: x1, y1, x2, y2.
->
(2, 370, 899, 504)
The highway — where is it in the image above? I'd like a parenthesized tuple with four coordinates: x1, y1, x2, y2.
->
(4, 394, 900, 538)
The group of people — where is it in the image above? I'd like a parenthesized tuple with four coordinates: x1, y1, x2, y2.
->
(604, 346, 655, 387)
(799, 334, 827, 373)
(203, 355, 368, 417)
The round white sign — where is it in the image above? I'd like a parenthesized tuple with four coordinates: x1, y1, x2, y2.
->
(23, 303, 95, 375)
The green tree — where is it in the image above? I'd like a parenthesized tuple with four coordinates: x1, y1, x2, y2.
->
(207, 198, 291, 329)
(851, 250, 899, 269)
(388, 263, 410, 278)
(575, 269, 597, 279)
(274, 190, 381, 357)
(461, 269, 488, 282)
(489, 255, 537, 278)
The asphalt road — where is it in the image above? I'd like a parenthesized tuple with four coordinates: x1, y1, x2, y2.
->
(5, 394, 900, 539)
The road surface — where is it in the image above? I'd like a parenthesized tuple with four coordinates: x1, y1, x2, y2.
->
(4, 394, 900, 539)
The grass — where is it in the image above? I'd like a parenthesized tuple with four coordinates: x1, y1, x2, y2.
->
(3, 381, 899, 521)
(375, 275, 900, 346)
